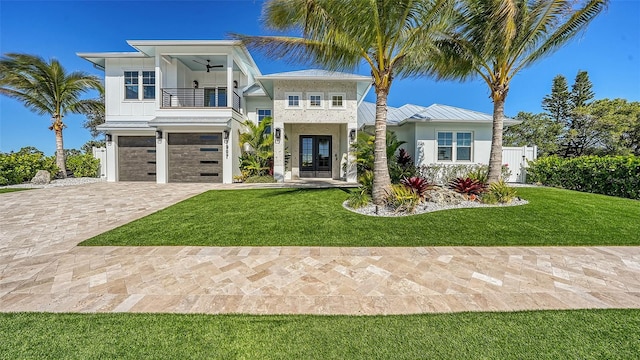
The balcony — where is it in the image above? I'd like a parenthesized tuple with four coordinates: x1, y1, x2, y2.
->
(161, 87, 241, 112)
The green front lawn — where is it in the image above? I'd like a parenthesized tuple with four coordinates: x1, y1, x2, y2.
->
(0, 188, 31, 194)
(1, 310, 638, 359)
(81, 187, 640, 247)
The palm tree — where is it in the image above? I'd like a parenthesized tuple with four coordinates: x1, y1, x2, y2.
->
(427, 0, 607, 183)
(238, 117, 274, 177)
(0, 53, 103, 177)
(234, 0, 455, 204)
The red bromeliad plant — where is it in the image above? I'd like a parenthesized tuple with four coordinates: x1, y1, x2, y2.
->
(400, 176, 434, 199)
(448, 177, 486, 198)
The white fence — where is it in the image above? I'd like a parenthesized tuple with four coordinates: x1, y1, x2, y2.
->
(92, 147, 107, 179)
(502, 146, 537, 183)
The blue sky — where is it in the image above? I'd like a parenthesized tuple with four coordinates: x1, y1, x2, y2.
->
(1, 0, 639, 155)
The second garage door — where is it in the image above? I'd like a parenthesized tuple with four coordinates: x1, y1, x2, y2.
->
(168, 133, 223, 183)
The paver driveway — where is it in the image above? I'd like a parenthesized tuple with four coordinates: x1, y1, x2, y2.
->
(1, 182, 640, 314)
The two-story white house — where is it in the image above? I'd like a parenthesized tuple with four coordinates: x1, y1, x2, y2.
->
(78, 40, 370, 184)
(79, 39, 529, 184)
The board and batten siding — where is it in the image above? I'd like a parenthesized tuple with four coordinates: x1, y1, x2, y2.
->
(104, 58, 156, 120)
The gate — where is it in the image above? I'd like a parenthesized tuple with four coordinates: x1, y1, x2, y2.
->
(502, 146, 537, 183)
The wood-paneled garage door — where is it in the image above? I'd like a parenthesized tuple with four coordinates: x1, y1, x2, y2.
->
(118, 136, 157, 181)
(168, 133, 223, 183)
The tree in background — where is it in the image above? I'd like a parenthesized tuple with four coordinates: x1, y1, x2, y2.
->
(428, 0, 608, 183)
(234, 0, 456, 204)
(0, 53, 103, 176)
(503, 112, 562, 156)
(561, 70, 596, 156)
(83, 93, 105, 138)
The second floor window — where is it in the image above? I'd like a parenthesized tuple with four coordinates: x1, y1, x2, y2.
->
(308, 93, 323, 108)
(124, 70, 155, 100)
(142, 71, 155, 99)
(124, 71, 138, 99)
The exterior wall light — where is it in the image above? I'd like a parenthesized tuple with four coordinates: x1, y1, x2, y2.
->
(156, 130, 163, 140)
(223, 129, 229, 141)
(105, 133, 113, 142)
(193, 80, 199, 89)
(349, 129, 356, 142)
(275, 128, 281, 142)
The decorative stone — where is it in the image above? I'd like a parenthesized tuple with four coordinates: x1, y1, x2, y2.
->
(31, 170, 51, 185)
(425, 186, 467, 205)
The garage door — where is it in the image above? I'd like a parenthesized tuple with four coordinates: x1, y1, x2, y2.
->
(118, 136, 156, 181)
(168, 133, 223, 183)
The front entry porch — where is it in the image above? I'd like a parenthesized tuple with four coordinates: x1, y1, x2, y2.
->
(272, 123, 357, 183)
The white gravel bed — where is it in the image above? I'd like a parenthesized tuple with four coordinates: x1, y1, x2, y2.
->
(1, 177, 105, 189)
(344, 198, 529, 217)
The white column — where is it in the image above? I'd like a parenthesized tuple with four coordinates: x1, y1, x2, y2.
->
(347, 126, 357, 182)
(156, 130, 168, 183)
(273, 121, 285, 182)
(106, 136, 117, 182)
(223, 127, 232, 184)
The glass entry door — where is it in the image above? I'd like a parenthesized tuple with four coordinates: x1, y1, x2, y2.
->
(300, 135, 332, 178)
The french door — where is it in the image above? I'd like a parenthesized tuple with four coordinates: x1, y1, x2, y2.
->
(299, 135, 332, 178)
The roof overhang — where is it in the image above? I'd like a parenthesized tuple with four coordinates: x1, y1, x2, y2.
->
(76, 52, 147, 70)
(148, 117, 232, 127)
(96, 121, 152, 131)
(256, 74, 372, 101)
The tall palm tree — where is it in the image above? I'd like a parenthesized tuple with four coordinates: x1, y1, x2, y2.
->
(0, 53, 103, 177)
(427, 0, 607, 183)
(234, 0, 455, 204)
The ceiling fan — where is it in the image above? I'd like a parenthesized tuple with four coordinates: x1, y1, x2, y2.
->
(192, 59, 223, 72)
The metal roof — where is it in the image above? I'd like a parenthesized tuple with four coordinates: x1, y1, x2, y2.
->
(258, 69, 371, 80)
(357, 101, 518, 127)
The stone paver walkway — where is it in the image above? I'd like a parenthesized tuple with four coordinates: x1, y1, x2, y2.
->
(1, 182, 639, 314)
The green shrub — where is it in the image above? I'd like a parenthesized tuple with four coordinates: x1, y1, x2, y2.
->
(480, 192, 499, 204)
(357, 170, 374, 195)
(386, 184, 421, 213)
(347, 188, 371, 209)
(486, 180, 518, 204)
(527, 155, 640, 199)
(421, 164, 512, 185)
(0, 151, 58, 185)
(244, 175, 276, 183)
(66, 153, 100, 178)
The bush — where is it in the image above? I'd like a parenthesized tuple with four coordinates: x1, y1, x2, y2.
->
(0, 151, 58, 185)
(400, 176, 434, 200)
(485, 180, 517, 204)
(527, 155, 640, 199)
(244, 175, 276, 183)
(66, 153, 100, 178)
(386, 184, 421, 213)
(358, 170, 374, 195)
(448, 177, 486, 199)
(347, 188, 371, 209)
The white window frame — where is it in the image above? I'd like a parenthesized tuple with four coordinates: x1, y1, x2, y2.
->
(436, 131, 473, 162)
(123, 69, 155, 101)
(285, 92, 302, 109)
(328, 92, 346, 109)
(257, 109, 272, 134)
(307, 92, 324, 109)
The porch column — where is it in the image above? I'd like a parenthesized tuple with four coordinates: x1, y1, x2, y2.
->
(106, 136, 117, 182)
(273, 121, 285, 182)
(346, 127, 357, 183)
(156, 130, 168, 184)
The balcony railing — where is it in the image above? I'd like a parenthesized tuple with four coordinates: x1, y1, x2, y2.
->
(161, 88, 241, 112)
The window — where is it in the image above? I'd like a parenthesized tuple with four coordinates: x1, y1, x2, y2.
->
(124, 71, 138, 99)
(257, 109, 272, 134)
(437, 132, 453, 161)
(124, 70, 155, 100)
(142, 71, 155, 99)
(437, 131, 473, 162)
(329, 92, 345, 109)
(456, 132, 472, 161)
(285, 92, 302, 108)
(308, 92, 323, 108)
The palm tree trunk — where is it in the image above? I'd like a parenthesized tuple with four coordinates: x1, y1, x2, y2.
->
(53, 116, 66, 178)
(488, 97, 505, 183)
(372, 87, 392, 204)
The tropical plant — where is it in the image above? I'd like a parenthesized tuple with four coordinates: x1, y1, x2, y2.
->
(448, 177, 486, 198)
(65, 153, 100, 178)
(486, 180, 518, 204)
(0, 149, 58, 185)
(234, 0, 457, 204)
(428, 0, 608, 183)
(0, 53, 103, 176)
(400, 176, 434, 199)
(347, 188, 371, 209)
(238, 117, 274, 178)
(386, 184, 421, 213)
(353, 130, 414, 183)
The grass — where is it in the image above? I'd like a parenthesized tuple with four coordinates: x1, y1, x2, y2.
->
(0, 310, 638, 359)
(0, 187, 31, 194)
(81, 187, 640, 247)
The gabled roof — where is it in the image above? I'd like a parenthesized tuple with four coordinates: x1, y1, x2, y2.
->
(256, 69, 372, 101)
(357, 101, 519, 128)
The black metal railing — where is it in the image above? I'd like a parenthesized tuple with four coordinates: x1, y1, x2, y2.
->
(161, 88, 241, 112)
